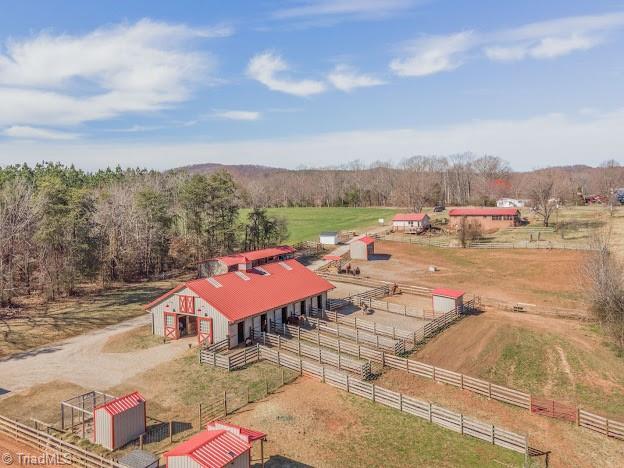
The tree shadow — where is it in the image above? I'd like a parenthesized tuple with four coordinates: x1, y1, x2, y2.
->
(254, 455, 312, 467)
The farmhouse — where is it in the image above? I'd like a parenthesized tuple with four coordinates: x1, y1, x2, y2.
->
(448, 207, 520, 232)
(392, 213, 430, 232)
(146, 257, 334, 348)
(197, 246, 296, 278)
(350, 236, 375, 260)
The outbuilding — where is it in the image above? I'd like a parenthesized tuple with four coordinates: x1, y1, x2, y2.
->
(165, 429, 251, 468)
(319, 231, 339, 245)
(146, 257, 334, 348)
(93, 392, 146, 451)
(197, 246, 296, 278)
(432, 288, 465, 315)
(392, 213, 430, 232)
(350, 236, 375, 260)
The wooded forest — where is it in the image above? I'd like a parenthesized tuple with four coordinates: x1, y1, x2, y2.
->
(1, 154, 622, 306)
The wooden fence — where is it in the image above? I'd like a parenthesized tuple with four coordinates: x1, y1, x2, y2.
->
(578, 409, 624, 440)
(530, 397, 576, 422)
(257, 331, 372, 380)
(319, 272, 434, 298)
(0, 415, 121, 468)
(199, 346, 259, 371)
(258, 346, 528, 455)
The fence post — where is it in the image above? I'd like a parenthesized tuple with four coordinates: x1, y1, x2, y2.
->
(432, 366, 436, 381)
(491, 425, 495, 444)
(460, 374, 464, 390)
(428, 403, 432, 422)
(372, 384, 376, 403)
(460, 414, 464, 435)
(488, 383, 492, 400)
(322, 366, 325, 383)
(346, 374, 350, 393)
(169, 421, 173, 443)
(223, 391, 228, 416)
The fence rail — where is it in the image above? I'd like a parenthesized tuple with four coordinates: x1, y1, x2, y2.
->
(258, 345, 528, 455)
(578, 410, 624, 440)
(0, 415, 121, 468)
(199, 346, 259, 371)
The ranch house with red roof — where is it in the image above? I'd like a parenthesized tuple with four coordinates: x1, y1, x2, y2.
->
(392, 213, 430, 232)
(448, 207, 521, 232)
(145, 253, 334, 348)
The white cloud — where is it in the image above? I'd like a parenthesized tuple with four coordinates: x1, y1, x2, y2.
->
(2, 125, 80, 140)
(247, 51, 326, 96)
(0, 19, 224, 128)
(327, 65, 385, 91)
(214, 110, 261, 121)
(2, 109, 623, 171)
(390, 31, 475, 76)
(273, 0, 417, 20)
(392, 11, 624, 75)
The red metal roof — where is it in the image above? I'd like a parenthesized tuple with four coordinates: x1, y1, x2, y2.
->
(448, 208, 519, 217)
(202, 246, 297, 267)
(355, 236, 375, 245)
(206, 421, 266, 442)
(147, 259, 334, 322)
(432, 288, 465, 299)
(392, 213, 428, 222)
(165, 430, 250, 468)
(95, 391, 145, 416)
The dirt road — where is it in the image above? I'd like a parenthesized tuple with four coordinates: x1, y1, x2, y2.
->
(0, 315, 190, 398)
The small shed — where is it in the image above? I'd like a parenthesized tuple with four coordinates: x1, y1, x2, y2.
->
(432, 288, 465, 315)
(165, 429, 251, 468)
(319, 231, 339, 245)
(93, 391, 146, 450)
(350, 236, 375, 260)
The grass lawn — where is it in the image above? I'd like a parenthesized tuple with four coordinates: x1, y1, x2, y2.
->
(101, 324, 164, 353)
(240, 207, 399, 244)
(0, 280, 177, 358)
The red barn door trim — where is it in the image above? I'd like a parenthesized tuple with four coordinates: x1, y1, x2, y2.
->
(179, 295, 196, 314)
(164, 311, 178, 339)
(197, 317, 213, 345)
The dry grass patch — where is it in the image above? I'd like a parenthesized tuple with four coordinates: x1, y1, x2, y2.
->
(101, 325, 163, 353)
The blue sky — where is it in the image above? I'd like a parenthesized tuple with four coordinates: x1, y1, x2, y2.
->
(0, 0, 623, 170)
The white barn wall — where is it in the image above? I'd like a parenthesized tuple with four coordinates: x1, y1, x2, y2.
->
(167, 455, 201, 468)
(94, 408, 112, 450)
(113, 403, 145, 449)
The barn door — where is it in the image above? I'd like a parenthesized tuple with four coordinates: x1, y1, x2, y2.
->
(197, 317, 213, 346)
(164, 312, 178, 339)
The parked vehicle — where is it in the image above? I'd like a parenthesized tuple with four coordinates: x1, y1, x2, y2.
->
(433, 205, 445, 212)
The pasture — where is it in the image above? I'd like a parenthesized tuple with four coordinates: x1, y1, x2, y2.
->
(240, 207, 399, 243)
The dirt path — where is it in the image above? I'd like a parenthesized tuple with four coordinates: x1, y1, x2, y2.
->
(0, 315, 190, 398)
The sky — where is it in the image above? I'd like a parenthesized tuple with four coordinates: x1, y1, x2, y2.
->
(0, 0, 623, 171)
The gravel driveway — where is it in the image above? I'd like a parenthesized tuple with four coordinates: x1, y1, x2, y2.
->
(0, 314, 190, 398)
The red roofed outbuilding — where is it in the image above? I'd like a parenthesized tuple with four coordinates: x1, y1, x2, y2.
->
(146, 259, 334, 348)
(448, 207, 520, 232)
(350, 236, 375, 260)
(392, 213, 430, 232)
(93, 392, 146, 450)
(432, 288, 465, 315)
(165, 429, 251, 468)
(197, 246, 296, 278)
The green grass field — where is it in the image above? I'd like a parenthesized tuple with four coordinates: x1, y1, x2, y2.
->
(240, 207, 399, 244)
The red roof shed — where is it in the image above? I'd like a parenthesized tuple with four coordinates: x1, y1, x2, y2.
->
(165, 430, 251, 468)
(93, 392, 146, 450)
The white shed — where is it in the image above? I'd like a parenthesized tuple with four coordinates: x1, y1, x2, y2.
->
(93, 392, 146, 450)
(432, 288, 465, 315)
(319, 231, 339, 245)
(165, 429, 251, 468)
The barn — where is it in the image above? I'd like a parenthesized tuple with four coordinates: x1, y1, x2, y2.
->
(350, 236, 375, 260)
(448, 207, 520, 232)
(146, 257, 334, 348)
(164, 429, 251, 468)
(392, 213, 430, 232)
(93, 392, 146, 450)
(432, 288, 465, 315)
(197, 246, 296, 278)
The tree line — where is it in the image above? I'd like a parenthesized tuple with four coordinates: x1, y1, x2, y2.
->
(0, 163, 287, 306)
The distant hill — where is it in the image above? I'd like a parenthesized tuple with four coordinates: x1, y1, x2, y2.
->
(175, 163, 284, 178)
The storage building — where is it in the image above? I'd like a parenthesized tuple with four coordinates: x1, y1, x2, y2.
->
(146, 259, 334, 348)
(93, 392, 146, 450)
(448, 208, 520, 232)
(350, 236, 375, 260)
(319, 232, 339, 245)
(432, 288, 465, 315)
(165, 429, 251, 468)
(392, 213, 430, 232)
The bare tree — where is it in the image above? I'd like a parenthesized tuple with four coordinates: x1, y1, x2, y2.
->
(583, 232, 624, 350)
(529, 172, 557, 226)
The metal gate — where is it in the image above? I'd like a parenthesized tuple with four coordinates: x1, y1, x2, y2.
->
(164, 311, 178, 339)
(530, 396, 577, 422)
(198, 317, 213, 346)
